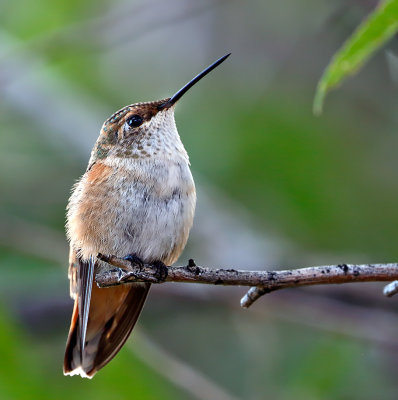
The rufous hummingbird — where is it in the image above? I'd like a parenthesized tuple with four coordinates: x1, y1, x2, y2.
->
(63, 53, 231, 378)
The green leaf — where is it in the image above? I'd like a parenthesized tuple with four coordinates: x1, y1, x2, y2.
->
(314, 0, 398, 115)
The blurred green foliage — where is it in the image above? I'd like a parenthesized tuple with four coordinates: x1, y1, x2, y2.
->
(315, 0, 398, 113)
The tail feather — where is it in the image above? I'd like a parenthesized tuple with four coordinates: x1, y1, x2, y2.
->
(64, 256, 150, 378)
(78, 256, 94, 355)
(64, 299, 83, 375)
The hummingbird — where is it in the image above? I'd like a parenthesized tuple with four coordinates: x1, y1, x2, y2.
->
(63, 53, 231, 378)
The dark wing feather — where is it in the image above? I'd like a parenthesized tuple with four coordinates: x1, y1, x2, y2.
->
(84, 282, 150, 376)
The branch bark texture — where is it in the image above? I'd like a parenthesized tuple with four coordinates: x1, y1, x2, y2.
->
(96, 254, 398, 307)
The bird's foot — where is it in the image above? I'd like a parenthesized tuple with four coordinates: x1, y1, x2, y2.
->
(123, 255, 168, 282)
(151, 260, 168, 282)
(123, 253, 145, 270)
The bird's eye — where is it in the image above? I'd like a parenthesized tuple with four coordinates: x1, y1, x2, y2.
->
(126, 114, 143, 128)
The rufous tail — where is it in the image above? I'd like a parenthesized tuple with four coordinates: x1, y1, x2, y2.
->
(63, 282, 150, 378)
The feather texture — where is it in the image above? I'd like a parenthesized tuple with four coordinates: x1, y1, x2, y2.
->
(64, 102, 196, 377)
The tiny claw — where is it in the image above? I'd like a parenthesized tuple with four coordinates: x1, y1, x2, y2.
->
(124, 253, 144, 268)
(152, 260, 168, 282)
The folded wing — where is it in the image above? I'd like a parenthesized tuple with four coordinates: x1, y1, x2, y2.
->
(64, 251, 150, 378)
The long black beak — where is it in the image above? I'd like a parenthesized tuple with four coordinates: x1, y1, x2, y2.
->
(158, 53, 231, 110)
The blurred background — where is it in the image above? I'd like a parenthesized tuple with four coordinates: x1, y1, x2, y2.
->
(1, 0, 398, 398)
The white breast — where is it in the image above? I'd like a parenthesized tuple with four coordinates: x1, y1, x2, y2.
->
(101, 158, 196, 265)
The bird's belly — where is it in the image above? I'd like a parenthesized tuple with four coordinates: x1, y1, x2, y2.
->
(68, 163, 196, 266)
(114, 182, 196, 264)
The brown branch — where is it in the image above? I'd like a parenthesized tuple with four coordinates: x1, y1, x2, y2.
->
(96, 254, 398, 308)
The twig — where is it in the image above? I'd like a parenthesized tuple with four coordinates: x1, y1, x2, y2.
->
(383, 280, 398, 297)
(96, 254, 398, 308)
(240, 287, 270, 308)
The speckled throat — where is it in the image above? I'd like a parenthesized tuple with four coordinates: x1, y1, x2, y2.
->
(89, 98, 188, 165)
